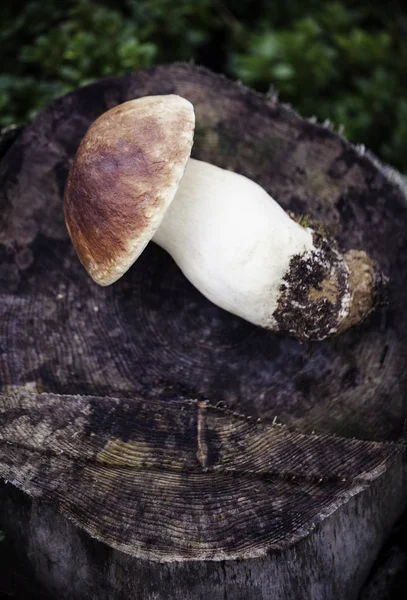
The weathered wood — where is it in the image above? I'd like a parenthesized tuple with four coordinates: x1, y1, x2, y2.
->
(0, 462, 404, 600)
(0, 391, 402, 561)
(1, 64, 407, 598)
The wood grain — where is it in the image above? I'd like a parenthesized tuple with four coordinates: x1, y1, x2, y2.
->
(1, 64, 407, 599)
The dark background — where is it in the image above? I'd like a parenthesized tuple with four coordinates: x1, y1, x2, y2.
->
(1, 0, 407, 172)
(1, 1, 407, 598)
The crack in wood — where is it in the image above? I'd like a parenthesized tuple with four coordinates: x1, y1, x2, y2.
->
(196, 401, 209, 469)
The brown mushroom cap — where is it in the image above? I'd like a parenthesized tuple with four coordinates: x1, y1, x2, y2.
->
(64, 95, 195, 285)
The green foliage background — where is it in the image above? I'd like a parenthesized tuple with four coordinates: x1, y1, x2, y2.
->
(1, 0, 407, 171)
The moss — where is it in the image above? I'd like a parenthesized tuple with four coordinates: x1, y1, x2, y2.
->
(1, 1, 407, 171)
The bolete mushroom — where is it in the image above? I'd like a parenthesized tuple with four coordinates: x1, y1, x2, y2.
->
(64, 94, 382, 341)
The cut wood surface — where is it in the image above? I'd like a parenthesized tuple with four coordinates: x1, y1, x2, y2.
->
(0, 391, 402, 561)
(0, 64, 407, 599)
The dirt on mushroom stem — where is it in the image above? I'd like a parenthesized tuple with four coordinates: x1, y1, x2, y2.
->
(63, 95, 385, 343)
(273, 232, 384, 342)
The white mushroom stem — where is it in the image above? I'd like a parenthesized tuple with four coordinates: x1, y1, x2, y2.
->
(153, 158, 322, 331)
(64, 95, 381, 342)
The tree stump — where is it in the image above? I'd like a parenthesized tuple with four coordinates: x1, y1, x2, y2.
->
(0, 64, 407, 599)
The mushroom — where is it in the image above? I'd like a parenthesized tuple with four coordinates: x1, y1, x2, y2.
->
(64, 95, 382, 341)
